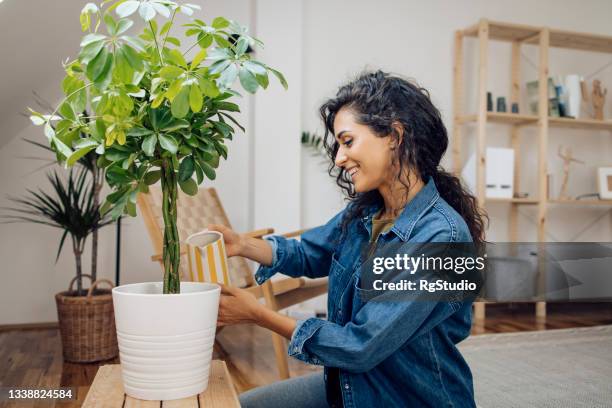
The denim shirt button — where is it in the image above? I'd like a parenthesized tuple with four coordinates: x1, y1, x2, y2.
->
(344, 384, 350, 390)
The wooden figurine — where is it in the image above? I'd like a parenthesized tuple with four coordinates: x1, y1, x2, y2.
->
(557, 145, 584, 200)
(591, 79, 607, 120)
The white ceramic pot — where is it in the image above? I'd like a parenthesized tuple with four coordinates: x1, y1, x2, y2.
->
(112, 282, 220, 400)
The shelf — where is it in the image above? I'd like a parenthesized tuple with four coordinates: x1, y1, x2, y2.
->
(486, 198, 538, 205)
(485, 198, 612, 206)
(548, 199, 612, 206)
(458, 112, 612, 131)
(463, 20, 612, 54)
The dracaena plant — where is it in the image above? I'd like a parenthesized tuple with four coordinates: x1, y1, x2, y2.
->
(28, 0, 287, 294)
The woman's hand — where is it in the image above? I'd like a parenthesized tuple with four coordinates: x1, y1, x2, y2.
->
(217, 284, 263, 327)
(207, 224, 244, 257)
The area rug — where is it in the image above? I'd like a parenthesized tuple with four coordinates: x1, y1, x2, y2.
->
(458, 325, 612, 408)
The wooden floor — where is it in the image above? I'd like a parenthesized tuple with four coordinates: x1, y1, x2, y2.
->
(1, 303, 612, 407)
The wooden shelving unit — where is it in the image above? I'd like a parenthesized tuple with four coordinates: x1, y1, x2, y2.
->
(453, 19, 612, 322)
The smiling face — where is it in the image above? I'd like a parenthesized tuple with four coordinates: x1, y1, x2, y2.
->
(333, 107, 397, 193)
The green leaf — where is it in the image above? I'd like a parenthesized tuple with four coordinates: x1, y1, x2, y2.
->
(213, 34, 231, 48)
(212, 121, 233, 138)
(166, 49, 188, 68)
(212, 17, 230, 29)
(208, 59, 231, 75)
(79, 40, 106, 64)
(160, 21, 172, 36)
(104, 13, 118, 35)
(128, 127, 154, 137)
(120, 35, 146, 52)
(165, 78, 184, 101)
(160, 118, 190, 132)
(106, 166, 132, 184)
(255, 73, 269, 89)
(197, 33, 213, 48)
(194, 161, 204, 184)
(121, 44, 144, 71)
(198, 160, 216, 180)
(198, 77, 220, 97)
(235, 37, 249, 56)
(239, 68, 258, 93)
(67, 146, 96, 166)
(179, 145, 193, 155)
(171, 86, 190, 118)
(87, 47, 114, 88)
(73, 138, 99, 149)
(80, 33, 106, 47)
(215, 142, 228, 160)
(116, 18, 134, 35)
(52, 136, 74, 160)
(149, 107, 174, 131)
(216, 101, 240, 112)
(115, 0, 140, 18)
(178, 156, 195, 182)
(159, 66, 184, 80)
(142, 134, 157, 156)
(58, 101, 77, 121)
(190, 48, 207, 69)
(189, 84, 203, 112)
(179, 178, 198, 195)
(218, 63, 238, 87)
(158, 133, 178, 154)
(165, 37, 181, 47)
(268, 67, 288, 89)
(115, 48, 134, 84)
(144, 170, 161, 185)
(243, 61, 267, 76)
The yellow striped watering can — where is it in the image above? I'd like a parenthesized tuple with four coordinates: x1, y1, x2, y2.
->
(185, 230, 231, 285)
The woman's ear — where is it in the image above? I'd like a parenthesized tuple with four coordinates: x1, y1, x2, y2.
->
(389, 122, 404, 150)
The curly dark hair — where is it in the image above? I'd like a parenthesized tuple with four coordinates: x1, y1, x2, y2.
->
(320, 70, 487, 245)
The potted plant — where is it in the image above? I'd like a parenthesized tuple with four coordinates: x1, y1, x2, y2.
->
(28, 0, 286, 400)
(1, 166, 116, 362)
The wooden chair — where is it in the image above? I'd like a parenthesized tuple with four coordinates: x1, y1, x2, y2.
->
(137, 186, 328, 379)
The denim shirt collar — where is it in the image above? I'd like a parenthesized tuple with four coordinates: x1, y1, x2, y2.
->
(360, 177, 440, 242)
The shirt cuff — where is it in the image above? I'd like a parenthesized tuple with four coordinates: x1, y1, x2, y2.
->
(254, 236, 281, 285)
(287, 318, 326, 365)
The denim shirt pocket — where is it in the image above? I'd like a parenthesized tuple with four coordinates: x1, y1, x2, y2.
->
(327, 254, 346, 321)
(351, 272, 379, 318)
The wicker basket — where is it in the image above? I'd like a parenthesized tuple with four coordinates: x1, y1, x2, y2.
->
(55, 275, 118, 363)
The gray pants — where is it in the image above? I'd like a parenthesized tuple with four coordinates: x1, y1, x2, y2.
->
(239, 372, 329, 408)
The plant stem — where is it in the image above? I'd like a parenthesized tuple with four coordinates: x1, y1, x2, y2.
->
(161, 157, 180, 294)
(73, 238, 83, 296)
(91, 166, 102, 282)
(149, 21, 164, 65)
(161, 9, 177, 49)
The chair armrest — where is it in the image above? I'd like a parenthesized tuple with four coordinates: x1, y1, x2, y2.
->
(281, 228, 309, 238)
(245, 228, 275, 239)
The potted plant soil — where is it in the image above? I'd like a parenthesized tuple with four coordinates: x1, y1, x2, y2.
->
(28, 0, 286, 400)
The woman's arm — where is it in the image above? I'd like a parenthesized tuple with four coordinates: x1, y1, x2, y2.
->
(217, 284, 296, 339)
(207, 224, 274, 266)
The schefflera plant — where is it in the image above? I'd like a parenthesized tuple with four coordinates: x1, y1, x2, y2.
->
(29, 0, 287, 294)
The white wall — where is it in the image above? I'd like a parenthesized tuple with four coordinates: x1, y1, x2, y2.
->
(1, 0, 611, 324)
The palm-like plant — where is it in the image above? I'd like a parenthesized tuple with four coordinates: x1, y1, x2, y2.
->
(1, 167, 114, 295)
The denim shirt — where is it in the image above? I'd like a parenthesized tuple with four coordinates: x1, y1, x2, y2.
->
(256, 178, 476, 408)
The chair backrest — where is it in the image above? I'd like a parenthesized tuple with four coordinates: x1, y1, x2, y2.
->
(137, 186, 254, 288)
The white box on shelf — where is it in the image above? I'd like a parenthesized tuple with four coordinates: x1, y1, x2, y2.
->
(461, 147, 514, 199)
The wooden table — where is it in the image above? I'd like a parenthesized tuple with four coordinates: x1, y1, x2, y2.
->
(82, 360, 240, 407)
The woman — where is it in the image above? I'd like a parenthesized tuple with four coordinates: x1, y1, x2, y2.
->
(210, 71, 486, 407)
